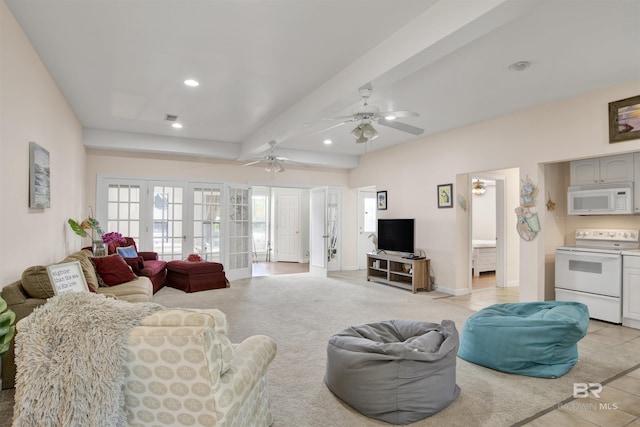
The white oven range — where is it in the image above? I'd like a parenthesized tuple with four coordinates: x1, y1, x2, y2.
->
(555, 229, 640, 324)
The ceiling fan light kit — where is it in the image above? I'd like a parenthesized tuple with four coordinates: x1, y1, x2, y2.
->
(472, 179, 486, 195)
(323, 86, 425, 143)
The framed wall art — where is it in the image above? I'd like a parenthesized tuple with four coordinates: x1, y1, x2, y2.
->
(377, 191, 387, 210)
(609, 94, 640, 143)
(29, 141, 50, 208)
(46, 261, 90, 295)
(437, 183, 453, 208)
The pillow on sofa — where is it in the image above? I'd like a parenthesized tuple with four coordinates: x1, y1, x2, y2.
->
(91, 255, 137, 287)
(21, 266, 55, 299)
(63, 249, 100, 292)
(116, 245, 138, 258)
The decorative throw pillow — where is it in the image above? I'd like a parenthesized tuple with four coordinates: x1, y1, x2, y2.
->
(91, 254, 137, 287)
(21, 266, 55, 299)
(62, 250, 100, 292)
(116, 245, 139, 258)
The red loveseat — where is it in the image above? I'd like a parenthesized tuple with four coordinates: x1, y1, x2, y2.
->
(108, 237, 167, 293)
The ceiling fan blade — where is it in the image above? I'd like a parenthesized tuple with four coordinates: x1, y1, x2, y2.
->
(378, 110, 419, 119)
(243, 160, 262, 166)
(378, 118, 424, 135)
(322, 115, 354, 121)
(307, 120, 351, 137)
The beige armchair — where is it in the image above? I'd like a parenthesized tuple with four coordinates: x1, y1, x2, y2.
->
(124, 308, 277, 426)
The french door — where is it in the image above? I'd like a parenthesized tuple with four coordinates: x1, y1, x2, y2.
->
(97, 176, 251, 279)
(309, 186, 342, 276)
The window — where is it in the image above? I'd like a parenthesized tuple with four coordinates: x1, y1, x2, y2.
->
(252, 194, 268, 252)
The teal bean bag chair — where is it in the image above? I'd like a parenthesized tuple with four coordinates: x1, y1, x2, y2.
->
(458, 301, 589, 378)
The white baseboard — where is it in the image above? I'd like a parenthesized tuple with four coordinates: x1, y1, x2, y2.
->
(433, 285, 470, 296)
(506, 280, 520, 287)
(341, 265, 359, 271)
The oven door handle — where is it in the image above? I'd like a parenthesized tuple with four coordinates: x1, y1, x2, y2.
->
(556, 251, 621, 260)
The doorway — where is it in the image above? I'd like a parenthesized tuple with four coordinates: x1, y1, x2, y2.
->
(251, 186, 310, 277)
(357, 187, 377, 270)
(468, 168, 520, 292)
(470, 177, 497, 289)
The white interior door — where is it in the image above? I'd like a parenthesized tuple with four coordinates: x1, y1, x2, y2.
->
(276, 193, 300, 262)
(358, 189, 377, 269)
(151, 182, 185, 261)
(226, 184, 252, 280)
(190, 183, 222, 262)
(310, 187, 328, 276)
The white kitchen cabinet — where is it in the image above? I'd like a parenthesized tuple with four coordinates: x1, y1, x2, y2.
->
(622, 254, 640, 329)
(634, 152, 640, 213)
(570, 153, 634, 186)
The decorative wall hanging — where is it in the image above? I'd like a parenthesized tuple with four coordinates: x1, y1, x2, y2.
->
(376, 191, 387, 210)
(515, 176, 540, 241)
(609, 94, 640, 143)
(29, 141, 50, 208)
(457, 195, 467, 211)
(438, 184, 453, 208)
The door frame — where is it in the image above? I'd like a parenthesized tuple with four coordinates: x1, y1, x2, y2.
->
(468, 172, 507, 290)
(357, 186, 377, 269)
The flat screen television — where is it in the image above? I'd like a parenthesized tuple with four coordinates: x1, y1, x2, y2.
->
(377, 218, 415, 254)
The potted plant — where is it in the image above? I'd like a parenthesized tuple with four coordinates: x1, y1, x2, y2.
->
(0, 295, 16, 357)
(69, 208, 125, 256)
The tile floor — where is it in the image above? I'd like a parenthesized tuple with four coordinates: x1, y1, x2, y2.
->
(1, 278, 639, 426)
(439, 286, 640, 427)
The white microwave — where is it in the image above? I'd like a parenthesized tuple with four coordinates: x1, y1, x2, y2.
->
(567, 182, 633, 215)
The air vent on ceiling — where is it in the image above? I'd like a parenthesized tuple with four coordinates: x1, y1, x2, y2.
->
(164, 114, 178, 122)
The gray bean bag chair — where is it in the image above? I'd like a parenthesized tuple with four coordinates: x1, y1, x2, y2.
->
(325, 319, 460, 425)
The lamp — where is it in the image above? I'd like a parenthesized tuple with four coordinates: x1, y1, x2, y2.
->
(351, 121, 379, 143)
(472, 179, 486, 195)
(265, 162, 284, 173)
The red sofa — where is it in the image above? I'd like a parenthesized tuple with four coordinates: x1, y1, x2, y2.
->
(107, 237, 167, 293)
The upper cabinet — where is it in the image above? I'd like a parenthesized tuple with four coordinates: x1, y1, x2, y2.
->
(570, 153, 634, 186)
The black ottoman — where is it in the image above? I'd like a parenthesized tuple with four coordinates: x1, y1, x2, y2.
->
(325, 319, 460, 425)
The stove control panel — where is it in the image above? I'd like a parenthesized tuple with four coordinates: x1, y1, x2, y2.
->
(575, 229, 640, 242)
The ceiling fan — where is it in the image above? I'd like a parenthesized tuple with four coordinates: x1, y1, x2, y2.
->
(322, 86, 424, 143)
(242, 140, 304, 173)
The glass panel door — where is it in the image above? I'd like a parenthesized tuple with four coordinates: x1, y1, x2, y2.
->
(191, 184, 222, 262)
(152, 183, 184, 261)
(106, 183, 142, 243)
(226, 185, 251, 280)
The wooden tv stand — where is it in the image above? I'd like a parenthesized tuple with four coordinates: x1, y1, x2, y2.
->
(366, 253, 431, 293)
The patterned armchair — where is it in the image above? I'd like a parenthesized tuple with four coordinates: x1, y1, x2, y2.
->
(124, 308, 277, 426)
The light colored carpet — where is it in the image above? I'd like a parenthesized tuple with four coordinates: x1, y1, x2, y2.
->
(152, 272, 640, 427)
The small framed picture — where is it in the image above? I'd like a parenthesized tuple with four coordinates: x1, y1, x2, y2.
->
(609, 94, 640, 143)
(377, 191, 387, 210)
(46, 261, 89, 295)
(29, 141, 50, 208)
(437, 184, 453, 208)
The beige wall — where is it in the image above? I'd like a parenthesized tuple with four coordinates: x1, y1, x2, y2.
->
(1, 1, 85, 287)
(350, 79, 640, 301)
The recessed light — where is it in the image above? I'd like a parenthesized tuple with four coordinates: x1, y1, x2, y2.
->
(184, 79, 199, 87)
(508, 61, 530, 72)
(171, 123, 183, 129)
(323, 139, 333, 145)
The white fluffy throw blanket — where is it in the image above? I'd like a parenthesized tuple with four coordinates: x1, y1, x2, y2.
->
(12, 292, 163, 426)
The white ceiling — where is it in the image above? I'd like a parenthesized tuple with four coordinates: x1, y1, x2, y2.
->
(7, 0, 640, 169)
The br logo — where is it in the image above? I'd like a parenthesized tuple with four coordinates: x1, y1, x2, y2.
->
(573, 383, 602, 398)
